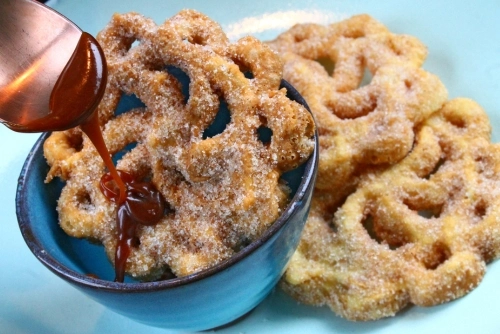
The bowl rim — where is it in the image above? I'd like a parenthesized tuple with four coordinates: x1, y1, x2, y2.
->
(16, 79, 319, 293)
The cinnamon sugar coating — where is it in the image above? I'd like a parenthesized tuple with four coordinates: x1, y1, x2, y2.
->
(269, 14, 500, 321)
(43, 10, 315, 280)
(267, 14, 448, 208)
(282, 98, 500, 320)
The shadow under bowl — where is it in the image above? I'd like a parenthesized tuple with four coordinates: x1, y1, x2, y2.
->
(15, 79, 318, 331)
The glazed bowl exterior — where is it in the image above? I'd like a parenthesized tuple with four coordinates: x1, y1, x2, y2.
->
(16, 80, 318, 331)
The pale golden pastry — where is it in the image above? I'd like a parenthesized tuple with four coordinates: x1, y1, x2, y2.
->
(267, 14, 447, 208)
(282, 98, 500, 320)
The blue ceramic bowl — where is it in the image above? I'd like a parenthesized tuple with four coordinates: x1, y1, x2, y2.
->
(16, 80, 318, 331)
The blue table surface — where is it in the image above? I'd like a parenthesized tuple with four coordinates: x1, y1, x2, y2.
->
(1, 1, 499, 333)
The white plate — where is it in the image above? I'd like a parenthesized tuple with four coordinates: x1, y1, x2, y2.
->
(1, 1, 499, 333)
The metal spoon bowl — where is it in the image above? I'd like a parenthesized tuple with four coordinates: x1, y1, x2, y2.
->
(0, 0, 104, 132)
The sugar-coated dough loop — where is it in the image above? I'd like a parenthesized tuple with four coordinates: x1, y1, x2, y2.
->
(268, 14, 447, 208)
(269, 14, 500, 321)
(282, 98, 500, 320)
(228, 36, 283, 91)
(44, 10, 315, 280)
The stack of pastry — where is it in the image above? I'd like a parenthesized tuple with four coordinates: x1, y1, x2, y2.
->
(268, 14, 500, 320)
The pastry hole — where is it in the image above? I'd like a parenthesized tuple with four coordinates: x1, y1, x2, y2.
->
(67, 132, 84, 152)
(115, 93, 146, 116)
(362, 215, 383, 243)
(160, 197, 175, 217)
(316, 57, 335, 76)
(230, 57, 251, 75)
(280, 163, 306, 198)
(185, 34, 206, 45)
(293, 33, 307, 43)
(444, 113, 466, 129)
(404, 198, 443, 219)
(417, 207, 442, 219)
(257, 125, 273, 145)
(159, 266, 177, 281)
(358, 67, 373, 88)
(130, 39, 140, 49)
(424, 157, 445, 179)
(362, 215, 405, 250)
(244, 71, 254, 79)
(327, 94, 377, 119)
(76, 191, 94, 211)
(404, 79, 413, 90)
(256, 115, 272, 145)
(323, 194, 354, 234)
(423, 243, 450, 270)
(131, 237, 140, 248)
(202, 98, 231, 139)
(232, 235, 252, 252)
(230, 54, 256, 81)
(327, 219, 338, 233)
(112, 142, 138, 165)
(166, 65, 190, 104)
(121, 37, 140, 53)
(473, 199, 488, 223)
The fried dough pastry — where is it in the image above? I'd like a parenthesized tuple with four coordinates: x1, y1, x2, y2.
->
(282, 98, 500, 320)
(43, 10, 315, 279)
(267, 14, 447, 208)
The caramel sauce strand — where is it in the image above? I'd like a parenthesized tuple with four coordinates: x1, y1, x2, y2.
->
(45, 30, 164, 283)
(114, 204, 136, 283)
(81, 111, 127, 204)
(100, 170, 166, 282)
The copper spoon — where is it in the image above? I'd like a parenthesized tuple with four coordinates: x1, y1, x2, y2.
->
(0, 0, 106, 132)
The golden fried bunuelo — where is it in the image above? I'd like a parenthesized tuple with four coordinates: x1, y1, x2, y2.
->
(267, 14, 447, 208)
(282, 98, 500, 320)
(43, 10, 315, 280)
